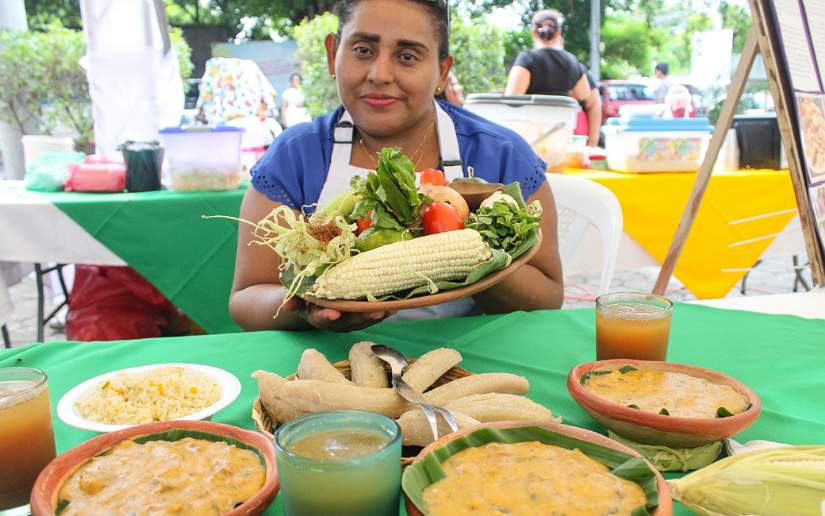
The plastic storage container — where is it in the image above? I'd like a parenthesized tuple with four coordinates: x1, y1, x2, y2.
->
(158, 126, 243, 191)
(603, 117, 713, 173)
(463, 94, 580, 172)
(21, 135, 75, 167)
(732, 114, 781, 169)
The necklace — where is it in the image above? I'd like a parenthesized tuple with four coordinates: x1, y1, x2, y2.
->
(357, 114, 436, 171)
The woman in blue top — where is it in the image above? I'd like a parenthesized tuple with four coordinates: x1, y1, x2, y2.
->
(231, 0, 564, 332)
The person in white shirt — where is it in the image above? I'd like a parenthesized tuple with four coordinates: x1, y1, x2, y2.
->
(654, 62, 674, 102)
(280, 73, 312, 128)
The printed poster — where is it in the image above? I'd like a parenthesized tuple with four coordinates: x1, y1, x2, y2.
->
(801, 0, 825, 85)
(773, 0, 821, 92)
(796, 93, 825, 184)
(809, 183, 825, 253)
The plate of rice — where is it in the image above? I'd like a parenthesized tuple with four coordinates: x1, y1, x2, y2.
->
(57, 364, 241, 433)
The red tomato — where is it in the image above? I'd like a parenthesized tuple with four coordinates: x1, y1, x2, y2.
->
(422, 202, 464, 235)
(355, 218, 371, 235)
(420, 168, 448, 186)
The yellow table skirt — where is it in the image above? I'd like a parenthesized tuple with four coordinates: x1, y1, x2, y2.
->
(564, 168, 798, 299)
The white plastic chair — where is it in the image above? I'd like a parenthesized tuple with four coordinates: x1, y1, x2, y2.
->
(545, 173, 623, 295)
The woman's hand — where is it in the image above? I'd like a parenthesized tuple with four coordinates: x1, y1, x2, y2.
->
(281, 296, 390, 332)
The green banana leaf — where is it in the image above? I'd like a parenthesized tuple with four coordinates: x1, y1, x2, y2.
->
(55, 429, 265, 515)
(288, 181, 540, 301)
(401, 426, 660, 516)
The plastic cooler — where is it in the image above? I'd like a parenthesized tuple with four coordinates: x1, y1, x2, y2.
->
(463, 94, 579, 171)
(158, 126, 244, 191)
(603, 117, 713, 173)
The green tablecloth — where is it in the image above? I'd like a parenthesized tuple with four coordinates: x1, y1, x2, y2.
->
(44, 186, 245, 334)
(3, 304, 824, 515)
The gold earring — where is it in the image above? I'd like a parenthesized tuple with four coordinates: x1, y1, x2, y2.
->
(436, 86, 442, 94)
(331, 73, 336, 79)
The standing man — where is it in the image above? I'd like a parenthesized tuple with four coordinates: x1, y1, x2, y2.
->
(654, 62, 673, 102)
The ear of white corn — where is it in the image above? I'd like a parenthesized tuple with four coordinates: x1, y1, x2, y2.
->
(669, 445, 825, 516)
(312, 229, 492, 300)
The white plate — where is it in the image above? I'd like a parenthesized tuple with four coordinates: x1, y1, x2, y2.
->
(57, 363, 242, 433)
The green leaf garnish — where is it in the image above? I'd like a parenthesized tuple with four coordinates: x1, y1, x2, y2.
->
(55, 499, 70, 515)
(716, 407, 734, 418)
(658, 408, 669, 416)
(580, 370, 613, 384)
(619, 365, 638, 374)
(628, 404, 640, 410)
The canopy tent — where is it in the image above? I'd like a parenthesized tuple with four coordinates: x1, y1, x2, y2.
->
(79, 0, 183, 158)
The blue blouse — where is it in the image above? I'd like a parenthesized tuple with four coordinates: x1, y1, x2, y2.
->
(251, 99, 547, 209)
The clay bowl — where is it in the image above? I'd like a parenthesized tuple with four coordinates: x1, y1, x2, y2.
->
(447, 181, 504, 211)
(568, 360, 762, 448)
(403, 420, 672, 516)
(31, 420, 279, 516)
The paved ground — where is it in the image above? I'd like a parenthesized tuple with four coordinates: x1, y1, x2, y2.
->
(3, 256, 813, 348)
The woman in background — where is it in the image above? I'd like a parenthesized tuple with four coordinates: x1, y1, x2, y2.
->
(280, 72, 312, 128)
(505, 9, 600, 146)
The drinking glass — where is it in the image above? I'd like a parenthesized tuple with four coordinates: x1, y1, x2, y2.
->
(274, 410, 401, 516)
(0, 368, 57, 515)
(596, 292, 673, 361)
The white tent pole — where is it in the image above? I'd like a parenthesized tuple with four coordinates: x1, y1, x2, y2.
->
(0, 0, 28, 179)
(590, 0, 601, 81)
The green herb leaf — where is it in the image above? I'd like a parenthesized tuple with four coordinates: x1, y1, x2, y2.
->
(619, 365, 638, 374)
(55, 499, 70, 515)
(465, 183, 542, 255)
(659, 408, 670, 416)
(628, 404, 640, 410)
(716, 407, 734, 418)
(580, 369, 612, 385)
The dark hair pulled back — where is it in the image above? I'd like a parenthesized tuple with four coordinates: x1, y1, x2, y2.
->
(532, 9, 562, 41)
(335, 0, 450, 61)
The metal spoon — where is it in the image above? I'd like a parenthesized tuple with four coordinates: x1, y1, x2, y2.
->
(371, 344, 459, 442)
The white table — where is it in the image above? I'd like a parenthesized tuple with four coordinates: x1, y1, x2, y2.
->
(691, 289, 825, 320)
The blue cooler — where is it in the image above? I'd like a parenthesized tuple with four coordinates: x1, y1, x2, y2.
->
(603, 117, 714, 173)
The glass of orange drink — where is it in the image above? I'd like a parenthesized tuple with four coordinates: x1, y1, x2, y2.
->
(0, 368, 57, 515)
(595, 292, 673, 361)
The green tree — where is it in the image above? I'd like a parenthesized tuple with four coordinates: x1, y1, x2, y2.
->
(293, 12, 339, 117)
(600, 14, 664, 79)
(0, 24, 192, 149)
(449, 15, 506, 95)
(720, 0, 752, 55)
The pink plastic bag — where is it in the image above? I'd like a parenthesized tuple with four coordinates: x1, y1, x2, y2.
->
(64, 160, 126, 192)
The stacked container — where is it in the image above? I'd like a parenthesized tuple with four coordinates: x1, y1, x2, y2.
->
(158, 126, 244, 191)
(463, 94, 580, 172)
(603, 117, 714, 173)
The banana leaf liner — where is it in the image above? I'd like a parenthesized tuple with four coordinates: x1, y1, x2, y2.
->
(402, 425, 661, 516)
(284, 181, 539, 301)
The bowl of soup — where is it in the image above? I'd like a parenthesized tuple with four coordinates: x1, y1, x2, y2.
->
(568, 359, 761, 447)
(402, 420, 672, 516)
(31, 420, 279, 516)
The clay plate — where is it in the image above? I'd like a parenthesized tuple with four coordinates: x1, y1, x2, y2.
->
(568, 359, 761, 447)
(31, 420, 279, 516)
(302, 231, 541, 313)
(404, 420, 672, 516)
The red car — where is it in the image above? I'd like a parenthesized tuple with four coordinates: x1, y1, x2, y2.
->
(598, 80, 657, 121)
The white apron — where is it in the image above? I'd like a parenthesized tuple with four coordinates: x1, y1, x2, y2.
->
(317, 101, 478, 321)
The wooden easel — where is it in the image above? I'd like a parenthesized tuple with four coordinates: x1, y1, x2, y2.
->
(653, 0, 825, 295)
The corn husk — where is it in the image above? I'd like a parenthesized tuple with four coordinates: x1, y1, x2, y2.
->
(608, 430, 722, 472)
(669, 445, 825, 516)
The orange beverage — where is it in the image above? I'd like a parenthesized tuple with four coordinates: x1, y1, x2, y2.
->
(595, 292, 673, 361)
(0, 368, 56, 512)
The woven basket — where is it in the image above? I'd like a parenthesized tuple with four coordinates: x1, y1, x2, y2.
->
(251, 358, 472, 464)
